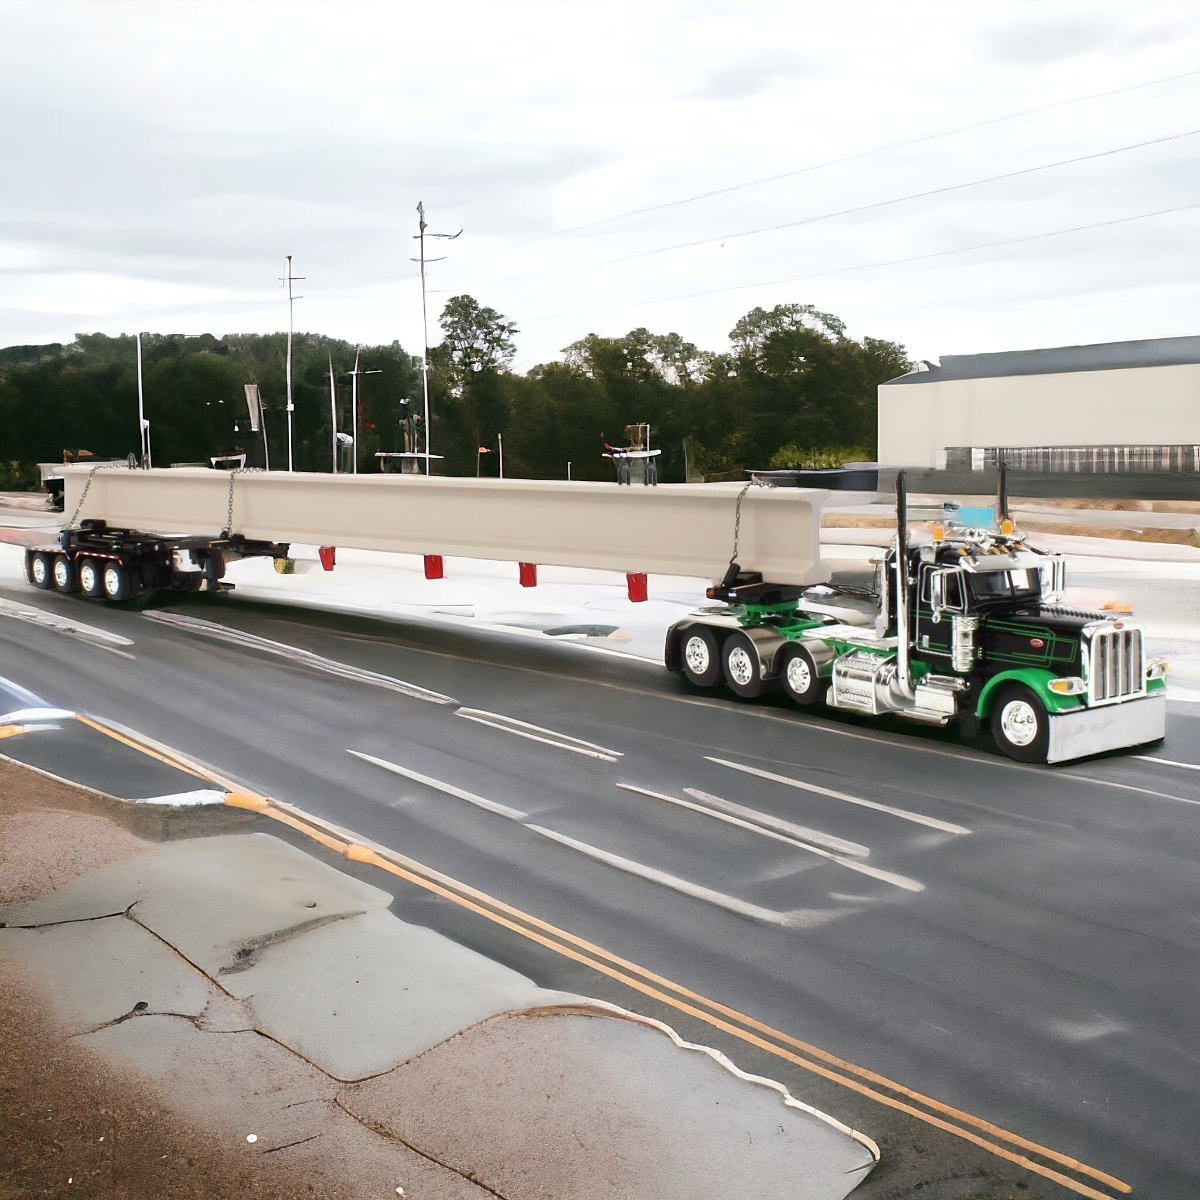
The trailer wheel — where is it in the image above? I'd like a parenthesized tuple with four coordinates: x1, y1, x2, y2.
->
(52, 554, 77, 593)
(990, 684, 1049, 763)
(102, 561, 133, 602)
(78, 558, 105, 599)
(723, 632, 774, 699)
(779, 644, 827, 706)
(27, 552, 54, 589)
(680, 627, 724, 688)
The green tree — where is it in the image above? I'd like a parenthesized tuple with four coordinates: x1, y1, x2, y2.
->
(434, 295, 519, 475)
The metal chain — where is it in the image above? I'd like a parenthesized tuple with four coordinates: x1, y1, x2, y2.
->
(66, 461, 133, 529)
(223, 466, 264, 537)
(727, 478, 773, 571)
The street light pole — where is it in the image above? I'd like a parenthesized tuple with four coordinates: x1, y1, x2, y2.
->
(135, 332, 151, 468)
(416, 205, 431, 477)
(352, 348, 361, 475)
(280, 255, 305, 472)
(346, 350, 382, 475)
(327, 351, 338, 473)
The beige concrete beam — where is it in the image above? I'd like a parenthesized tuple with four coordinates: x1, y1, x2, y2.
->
(61, 467, 829, 586)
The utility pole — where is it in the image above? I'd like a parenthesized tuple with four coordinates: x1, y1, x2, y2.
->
(135, 333, 151, 468)
(411, 202, 461, 476)
(346, 349, 382, 474)
(280, 255, 305, 471)
(498, 432, 504, 479)
(327, 352, 338, 472)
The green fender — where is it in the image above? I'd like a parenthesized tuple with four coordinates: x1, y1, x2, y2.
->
(975, 668, 1084, 719)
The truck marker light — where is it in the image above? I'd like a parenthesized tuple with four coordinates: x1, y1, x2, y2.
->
(1030, 638, 1044, 649)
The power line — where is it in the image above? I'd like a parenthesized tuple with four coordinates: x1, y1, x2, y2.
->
(589, 127, 1200, 269)
(522, 200, 1200, 325)
(455, 66, 1200, 260)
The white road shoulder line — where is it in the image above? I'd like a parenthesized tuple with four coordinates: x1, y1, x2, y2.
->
(346, 750, 529, 820)
(523, 824, 801, 924)
(0, 597, 135, 655)
(455, 709, 621, 761)
(1134, 755, 1200, 772)
(705, 757, 970, 835)
(681, 787, 869, 857)
(617, 784, 922, 893)
(146, 612, 455, 704)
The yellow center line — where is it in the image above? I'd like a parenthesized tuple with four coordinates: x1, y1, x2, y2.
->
(79, 716, 1130, 1199)
(73, 715, 213, 782)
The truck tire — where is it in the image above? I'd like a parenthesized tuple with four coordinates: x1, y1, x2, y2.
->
(78, 558, 105, 599)
(990, 684, 1049, 763)
(52, 554, 77, 593)
(723, 631, 774, 699)
(778, 644, 827, 706)
(680, 626, 724, 688)
(102, 561, 133, 602)
(27, 551, 54, 589)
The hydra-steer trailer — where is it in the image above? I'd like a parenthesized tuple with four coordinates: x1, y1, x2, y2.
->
(26, 520, 288, 602)
(666, 472, 1168, 764)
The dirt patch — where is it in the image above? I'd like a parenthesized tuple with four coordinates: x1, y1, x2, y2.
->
(0, 808, 151, 906)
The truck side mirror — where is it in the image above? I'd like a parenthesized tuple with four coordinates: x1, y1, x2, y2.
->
(930, 570, 946, 624)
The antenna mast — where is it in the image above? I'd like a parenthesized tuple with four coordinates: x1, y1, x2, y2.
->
(280, 255, 305, 472)
(411, 202, 461, 476)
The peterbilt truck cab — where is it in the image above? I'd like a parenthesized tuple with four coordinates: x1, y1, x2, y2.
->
(666, 475, 1167, 764)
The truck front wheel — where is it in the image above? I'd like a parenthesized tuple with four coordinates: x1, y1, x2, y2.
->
(680, 627, 724, 688)
(990, 684, 1049, 763)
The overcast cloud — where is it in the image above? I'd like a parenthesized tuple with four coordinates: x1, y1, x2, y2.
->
(2, 0, 1199, 368)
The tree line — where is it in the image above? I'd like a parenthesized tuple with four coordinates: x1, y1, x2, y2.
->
(0, 300, 909, 489)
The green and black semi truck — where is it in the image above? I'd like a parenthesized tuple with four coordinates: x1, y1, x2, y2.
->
(666, 472, 1168, 763)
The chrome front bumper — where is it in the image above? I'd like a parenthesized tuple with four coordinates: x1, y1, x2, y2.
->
(1047, 694, 1166, 763)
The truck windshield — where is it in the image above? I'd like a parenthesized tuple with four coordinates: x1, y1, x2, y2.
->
(968, 568, 1040, 604)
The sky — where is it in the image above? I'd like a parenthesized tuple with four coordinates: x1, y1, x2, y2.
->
(2, 0, 1199, 371)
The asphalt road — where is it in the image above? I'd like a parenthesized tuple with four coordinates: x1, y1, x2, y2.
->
(2, 581, 1198, 1198)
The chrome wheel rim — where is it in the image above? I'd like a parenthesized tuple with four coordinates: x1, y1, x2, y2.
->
(103, 565, 121, 597)
(31, 557, 47, 584)
(786, 655, 812, 695)
(1000, 699, 1039, 747)
(727, 645, 755, 688)
(79, 562, 97, 593)
(684, 635, 710, 676)
(52, 559, 70, 588)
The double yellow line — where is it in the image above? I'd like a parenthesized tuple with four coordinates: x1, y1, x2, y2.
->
(71, 715, 1130, 1200)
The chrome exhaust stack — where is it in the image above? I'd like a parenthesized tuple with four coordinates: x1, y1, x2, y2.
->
(894, 470, 913, 696)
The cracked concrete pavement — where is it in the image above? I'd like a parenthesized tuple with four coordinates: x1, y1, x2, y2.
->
(0, 756, 877, 1199)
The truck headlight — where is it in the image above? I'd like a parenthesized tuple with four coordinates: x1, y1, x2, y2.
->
(1048, 677, 1086, 695)
(1146, 658, 1169, 680)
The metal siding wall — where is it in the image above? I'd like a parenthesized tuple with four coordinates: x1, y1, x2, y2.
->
(877, 362, 1200, 468)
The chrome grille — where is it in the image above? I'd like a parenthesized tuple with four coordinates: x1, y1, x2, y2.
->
(1087, 626, 1145, 705)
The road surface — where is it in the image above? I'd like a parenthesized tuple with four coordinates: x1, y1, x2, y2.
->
(1, 579, 1197, 1198)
